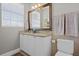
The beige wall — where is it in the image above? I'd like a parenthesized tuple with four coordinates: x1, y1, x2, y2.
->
(53, 3, 79, 16)
(0, 4, 24, 55)
(0, 3, 32, 55)
(0, 27, 23, 55)
(53, 3, 79, 56)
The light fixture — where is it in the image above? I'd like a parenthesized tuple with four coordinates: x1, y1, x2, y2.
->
(32, 6, 34, 9)
(35, 5, 37, 8)
(38, 4, 41, 7)
(32, 4, 42, 9)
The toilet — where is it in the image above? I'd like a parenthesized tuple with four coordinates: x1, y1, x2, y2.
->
(55, 39, 74, 56)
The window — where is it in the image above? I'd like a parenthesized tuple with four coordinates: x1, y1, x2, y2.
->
(2, 3, 24, 27)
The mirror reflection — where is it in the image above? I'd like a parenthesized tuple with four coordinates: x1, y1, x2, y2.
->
(28, 3, 52, 30)
(30, 6, 49, 29)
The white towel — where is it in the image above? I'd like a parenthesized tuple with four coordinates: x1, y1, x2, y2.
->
(53, 14, 64, 35)
(65, 12, 78, 36)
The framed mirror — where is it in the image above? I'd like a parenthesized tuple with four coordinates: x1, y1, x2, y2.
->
(28, 3, 52, 31)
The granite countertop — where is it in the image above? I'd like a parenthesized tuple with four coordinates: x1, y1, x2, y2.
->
(20, 30, 52, 37)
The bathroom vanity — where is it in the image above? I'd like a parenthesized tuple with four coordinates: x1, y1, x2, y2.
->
(20, 3, 53, 56)
(20, 31, 52, 56)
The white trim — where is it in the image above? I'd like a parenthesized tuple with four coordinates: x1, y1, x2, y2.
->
(0, 48, 20, 56)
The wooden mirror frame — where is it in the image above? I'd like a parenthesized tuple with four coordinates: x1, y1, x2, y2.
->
(28, 3, 52, 31)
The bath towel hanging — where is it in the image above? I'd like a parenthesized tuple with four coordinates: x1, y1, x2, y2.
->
(53, 14, 64, 35)
(65, 12, 78, 36)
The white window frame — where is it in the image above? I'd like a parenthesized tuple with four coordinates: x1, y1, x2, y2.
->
(1, 3, 24, 27)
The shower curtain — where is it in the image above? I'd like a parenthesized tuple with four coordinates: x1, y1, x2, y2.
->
(65, 12, 78, 36)
(53, 14, 64, 35)
(53, 12, 78, 36)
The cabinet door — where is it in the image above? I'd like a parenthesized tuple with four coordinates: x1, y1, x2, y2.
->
(20, 34, 36, 55)
(26, 36, 36, 55)
(23, 35, 33, 54)
(33, 37, 43, 56)
(35, 36, 51, 56)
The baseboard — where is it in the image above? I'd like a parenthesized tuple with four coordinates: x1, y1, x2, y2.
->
(1, 48, 20, 56)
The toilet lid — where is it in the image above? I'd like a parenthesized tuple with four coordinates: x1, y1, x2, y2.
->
(57, 39, 74, 54)
(55, 51, 72, 56)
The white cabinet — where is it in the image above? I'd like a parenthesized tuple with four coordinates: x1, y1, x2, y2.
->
(20, 34, 51, 56)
